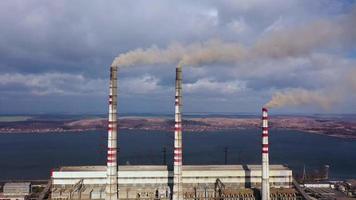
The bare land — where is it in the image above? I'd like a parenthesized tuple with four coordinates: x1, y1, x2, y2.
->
(0, 115, 356, 139)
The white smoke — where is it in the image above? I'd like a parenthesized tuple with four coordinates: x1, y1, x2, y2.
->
(112, 42, 185, 67)
(264, 89, 338, 109)
(265, 66, 356, 109)
(112, 8, 355, 68)
(110, 7, 356, 109)
(111, 39, 246, 67)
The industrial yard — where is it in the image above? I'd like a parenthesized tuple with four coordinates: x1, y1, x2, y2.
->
(2, 178, 356, 200)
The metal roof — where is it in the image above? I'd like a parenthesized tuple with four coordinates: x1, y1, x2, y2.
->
(58, 165, 289, 172)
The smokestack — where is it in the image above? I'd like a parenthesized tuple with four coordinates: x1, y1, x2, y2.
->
(106, 66, 118, 200)
(261, 107, 270, 200)
(172, 66, 183, 200)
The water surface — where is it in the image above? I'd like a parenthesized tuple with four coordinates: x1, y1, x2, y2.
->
(0, 129, 355, 180)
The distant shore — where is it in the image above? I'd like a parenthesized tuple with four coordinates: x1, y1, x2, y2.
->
(1, 115, 356, 139)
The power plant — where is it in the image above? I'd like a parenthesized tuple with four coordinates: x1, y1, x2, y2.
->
(47, 64, 301, 200)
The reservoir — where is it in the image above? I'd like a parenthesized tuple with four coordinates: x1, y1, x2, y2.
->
(0, 129, 355, 180)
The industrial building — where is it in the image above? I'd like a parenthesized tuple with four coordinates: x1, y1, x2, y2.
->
(51, 165, 294, 200)
(49, 65, 299, 200)
(0, 182, 31, 200)
(0, 180, 51, 200)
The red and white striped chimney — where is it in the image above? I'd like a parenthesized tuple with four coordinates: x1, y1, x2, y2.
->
(173, 66, 183, 200)
(261, 107, 270, 200)
(106, 66, 118, 200)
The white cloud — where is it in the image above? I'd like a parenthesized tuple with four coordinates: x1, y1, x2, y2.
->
(0, 73, 106, 96)
(226, 18, 249, 34)
(0, 0, 355, 113)
(184, 78, 246, 95)
(120, 75, 165, 95)
(263, 16, 285, 33)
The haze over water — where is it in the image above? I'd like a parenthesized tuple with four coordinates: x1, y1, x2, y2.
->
(0, 129, 355, 180)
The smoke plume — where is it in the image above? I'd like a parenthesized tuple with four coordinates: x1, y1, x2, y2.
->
(112, 8, 355, 68)
(255, 6, 356, 60)
(265, 65, 356, 109)
(264, 89, 338, 109)
(110, 7, 356, 110)
(111, 40, 246, 67)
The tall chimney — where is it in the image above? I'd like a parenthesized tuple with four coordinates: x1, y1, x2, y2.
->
(106, 66, 118, 200)
(172, 66, 183, 200)
(261, 107, 270, 200)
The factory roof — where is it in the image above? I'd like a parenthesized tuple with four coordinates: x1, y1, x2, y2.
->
(3, 182, 31, 188)
(3, 182, 31, 195)
(59, 166, 105, 171)
(182, 165, 288, 170)
(58, 165, 289, 172)
(59, 165, 168, 171)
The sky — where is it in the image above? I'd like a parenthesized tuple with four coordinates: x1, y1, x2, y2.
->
(0, 0, 355, 114)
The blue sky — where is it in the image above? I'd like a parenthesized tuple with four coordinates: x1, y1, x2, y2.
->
(0, 0, 355, 114)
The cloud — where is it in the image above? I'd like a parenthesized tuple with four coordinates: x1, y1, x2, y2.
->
(113, 6, 356, 68)
(109, 5, 356, 111)
(184, 78, 246, 95)
(115, 3, 356, 112)
(347, 69, 356, 91)
(1, 0, 356, 113)
(0, 0, 220, 75)
(120, 75, 166, 95)
(0, 73, 106, 96)
(226, 18, 250, 34)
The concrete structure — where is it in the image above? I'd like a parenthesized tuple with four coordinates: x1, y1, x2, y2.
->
(51, 165, 294, 199)
(173, 66, 183, 200)
(304, 186, 353, 200)
(106, 65, 118, 200)
(0, 182, 31, 200)
(261, 108, 270, 200)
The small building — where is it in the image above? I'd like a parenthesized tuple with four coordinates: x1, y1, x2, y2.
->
(0, 182, 31, 200)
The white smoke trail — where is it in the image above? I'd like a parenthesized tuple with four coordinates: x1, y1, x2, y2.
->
(179, 40, 246, 66)
(264, 63, 356, 109)
(264, 89, 338, 109)
(252, 20, 342, 59)
(112, 8, 355, 68)
(254, 7, 356, 60)
(112, 42, 185, 67)
(110, 7, 356, 109)
(111, 39, 246, 67)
